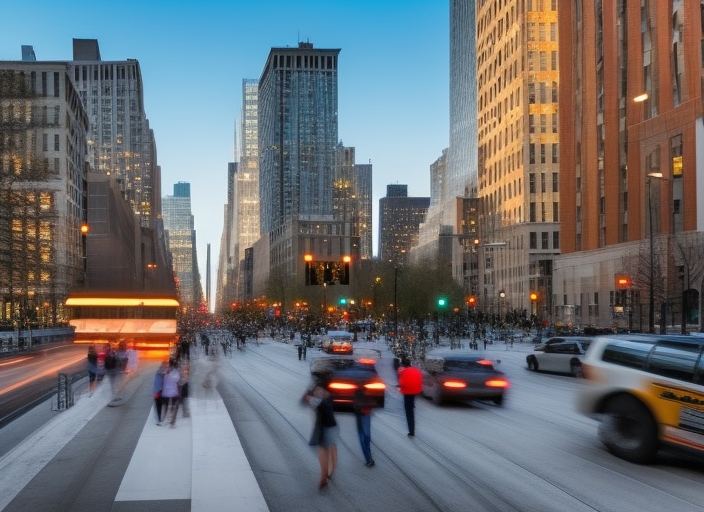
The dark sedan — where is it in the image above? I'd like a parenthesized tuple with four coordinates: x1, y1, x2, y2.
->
(420, 350, 509, 406)
(309, 352, 386, 409)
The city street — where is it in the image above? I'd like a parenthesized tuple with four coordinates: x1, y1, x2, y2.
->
(213, 337, 704, 512)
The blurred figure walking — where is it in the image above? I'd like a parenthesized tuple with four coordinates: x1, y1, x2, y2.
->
(354, 388, 375, 466)
(397, 357, 422, 437)
(86, 345, 99, 393)
(179, 363, 190, 418)
(304, 376, 338, 490)
(162, 359, 181, 427)
(153, 361, 166, 425)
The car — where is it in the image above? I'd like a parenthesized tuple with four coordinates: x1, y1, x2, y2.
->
(419, 350, 509, 406)
(577, 334, 704, 464)
(324, 330, 354, 355)
(533, 335, 592, 351)
(309, 351, 386, 408)
(526, 338, 593, 376)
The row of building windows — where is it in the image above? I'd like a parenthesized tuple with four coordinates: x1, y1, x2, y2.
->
(529, 231, 560, 250)
(529, 201, 560, 223)
(529, 172, 559, 194)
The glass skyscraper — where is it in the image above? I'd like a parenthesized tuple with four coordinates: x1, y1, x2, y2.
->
(258, 42, 340, 235)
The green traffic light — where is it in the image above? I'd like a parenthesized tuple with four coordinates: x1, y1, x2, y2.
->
(438, 298, 446, 307)
(339, 298, 346, 305)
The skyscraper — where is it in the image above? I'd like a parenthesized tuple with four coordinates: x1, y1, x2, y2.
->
(334, 144, 373, 260)
(476, 0, 560, 317)
(163, 182, 203, 310)
(69, 39, 158, 229)
(258, 42, 340, 235)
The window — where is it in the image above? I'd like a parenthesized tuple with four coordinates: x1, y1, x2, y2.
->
(647, 343, 702, 383)
(54, 134, 60, 152)
(530, 202, 536, 222)
(552, 144, 559, 163)
(602, 340, 651, 369)
(542, 231, 548, 249)
(529, 173, 536, 193)
(553, 231, 560, 249)
(541, 173, 546, 193)
(552, 173, 558, 192)
(530, 231, 537, 249)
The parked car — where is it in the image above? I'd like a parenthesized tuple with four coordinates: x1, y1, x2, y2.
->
(526, 338, 593, 376)
(309, 351, 386, 408)
(577, 334, 704, 464)
(533, 335, 592, 351)
(420, 350, 509, 406)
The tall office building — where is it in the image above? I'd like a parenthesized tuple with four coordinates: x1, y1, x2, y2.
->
(258, 42, 340, 235)
(475, 0, 560, 317)
(254, 41, 359, 305)
(236, 79, 261, 288)
(334, 144, 373, 260)
(555, 1, 704, 330)
(415, 1, 477, 290)
(163, 182, 203, 310)
(0, 61, 89, 324)
(69, 39, 158, 229)
(216, 79, 261, 312)
(379, 185, 430, 264)
(447, 0, 478, 213)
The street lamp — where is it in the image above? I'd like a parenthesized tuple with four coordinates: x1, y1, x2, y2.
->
(647, 171, 663, 333)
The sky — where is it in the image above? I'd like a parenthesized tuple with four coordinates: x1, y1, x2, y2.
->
(0, 0, 450, 297)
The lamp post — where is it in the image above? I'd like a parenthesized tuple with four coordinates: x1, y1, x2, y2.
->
(647, 172, 663, 334)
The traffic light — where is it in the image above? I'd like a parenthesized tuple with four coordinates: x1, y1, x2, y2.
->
(615, 275, 631, 289)
(530, 292, 539, 302)
(438, 298, 447, 307)
(466, 295, 477, 307)
(304, 254, 318, 285)
(339, 298, 347, 305)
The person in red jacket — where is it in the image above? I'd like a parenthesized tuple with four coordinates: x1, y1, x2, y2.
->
(397, 357, 422, 437)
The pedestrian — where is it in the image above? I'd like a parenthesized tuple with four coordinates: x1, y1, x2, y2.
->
(104, 345, 119, 397)
(87, 345, 99, 393)
(297, 342, 303, 360)
(397, 356, 422, 437)
(162, 358, 181, 427)
(353, 388, 375, 466)
(304, 375, 338, 490)
(302, 340, 307, 361)
(179, 363, 190, 418)
(153, 361, 166, 425)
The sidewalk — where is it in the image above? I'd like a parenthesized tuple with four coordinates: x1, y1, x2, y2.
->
(0, 353, 269, 512)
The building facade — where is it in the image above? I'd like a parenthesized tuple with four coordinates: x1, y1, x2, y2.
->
(556, 0, 704, 331)
(69, 39, 158, 229)
(162, 182, 202, 310)
(379, 185, 430, 264)
(475, 0, 560, 319)
(0, 61, 89, 326)
(333, 144, 372, 260)
(258, 42, 340, 236)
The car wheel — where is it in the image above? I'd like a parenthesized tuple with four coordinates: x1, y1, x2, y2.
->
(526, 356, 539, 371)
(598, 394, 658, 464)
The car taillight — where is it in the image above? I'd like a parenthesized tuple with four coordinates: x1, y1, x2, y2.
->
(477, 359, 493, 366)
(486, 378, 509, 388)
(443, 380, 467, 389)
(329, 382, 358, 390)
(358, 358, 376, 365)
(364, 381, 386, 390)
